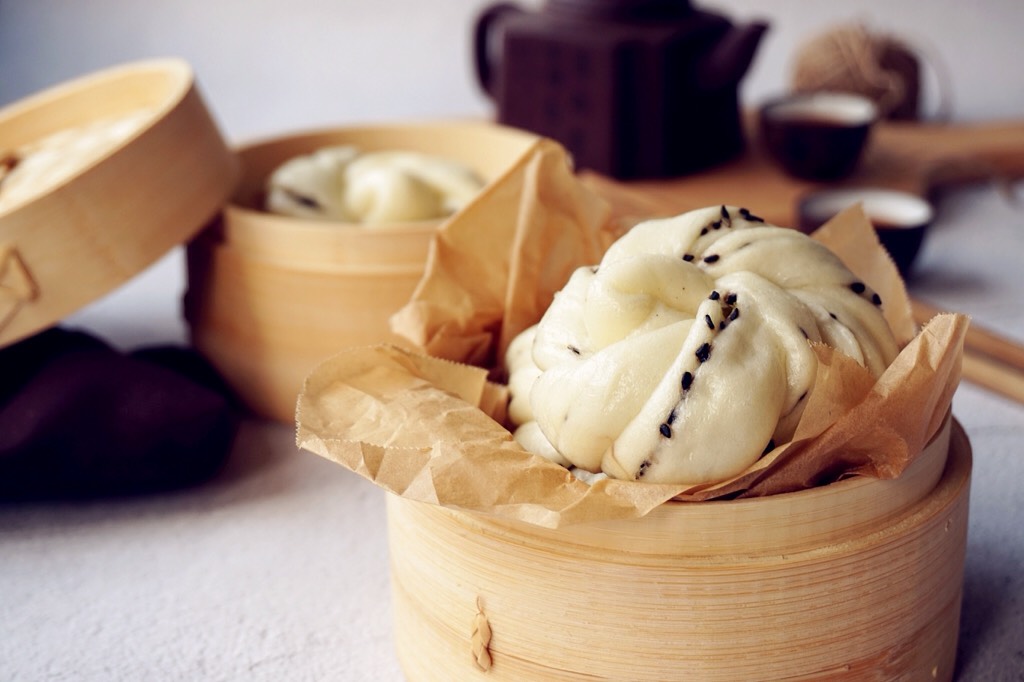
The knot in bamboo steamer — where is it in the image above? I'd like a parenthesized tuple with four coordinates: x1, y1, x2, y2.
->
(387, 417, 971, 681)
(0, 59, 238, 349)
(184, 122, 539, 423)
(791, 24, 922, 121)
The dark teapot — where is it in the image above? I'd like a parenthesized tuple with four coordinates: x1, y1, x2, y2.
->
(474, 0, 768, 179)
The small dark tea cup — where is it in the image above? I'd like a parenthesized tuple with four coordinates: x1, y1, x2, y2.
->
(760, 92, 878, 181)
(798, 188, 934, 277)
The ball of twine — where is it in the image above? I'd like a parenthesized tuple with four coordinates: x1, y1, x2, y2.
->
(791, 23, 922, 120)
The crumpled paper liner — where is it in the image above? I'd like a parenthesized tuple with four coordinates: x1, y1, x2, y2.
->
(297, 140, 967, 528)
(389, 137, 616, 371)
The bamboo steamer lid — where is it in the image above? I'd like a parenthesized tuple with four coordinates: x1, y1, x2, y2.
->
(387, 417, 971, 681)
(0, 58, 238, 348)
(185, 122, 541, 422)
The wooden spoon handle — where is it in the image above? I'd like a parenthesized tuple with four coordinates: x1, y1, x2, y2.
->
(912, 297, 1024, 404)
(961, 351, 1024, 405)
(912, 297, 1024, 370)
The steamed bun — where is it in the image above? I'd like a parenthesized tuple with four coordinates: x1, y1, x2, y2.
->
(264, 146, 483, 225)
(506, 206, 899, 486)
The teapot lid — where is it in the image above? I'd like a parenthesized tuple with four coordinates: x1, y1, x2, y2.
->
(546, 0, 694, 21)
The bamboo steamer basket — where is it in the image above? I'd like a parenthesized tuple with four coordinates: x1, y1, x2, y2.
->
(185, 122, 539, 422)
(0, 59, 237, 348)
(387, 416, 971, 681)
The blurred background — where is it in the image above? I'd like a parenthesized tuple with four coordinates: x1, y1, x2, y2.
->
(3, 0, 1022, 351)
(3, 0, 1023, 145)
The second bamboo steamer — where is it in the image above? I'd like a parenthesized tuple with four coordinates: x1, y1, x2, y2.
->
(185, 122, 540, 422)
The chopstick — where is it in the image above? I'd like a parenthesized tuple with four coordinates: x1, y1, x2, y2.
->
(911, 297, 1024, 404)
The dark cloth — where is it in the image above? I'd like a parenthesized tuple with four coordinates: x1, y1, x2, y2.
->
(0, 328, 237, 500)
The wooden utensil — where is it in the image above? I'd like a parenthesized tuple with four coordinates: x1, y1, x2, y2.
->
(0, 59, 237, 349)
(913, 297, 1024, 404)
(388, 419, 969, 682)
(185, 122, 540, 423)
(581, 117, 1024, 228)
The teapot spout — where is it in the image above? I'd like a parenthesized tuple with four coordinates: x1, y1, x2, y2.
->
(696, 20, 769, 91)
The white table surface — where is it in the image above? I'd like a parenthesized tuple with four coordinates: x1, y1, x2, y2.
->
(2, 184, 1023, 681)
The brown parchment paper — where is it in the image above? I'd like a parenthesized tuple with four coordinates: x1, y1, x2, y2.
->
(297, 141, 968, 528)
(389, 137, 616, 370)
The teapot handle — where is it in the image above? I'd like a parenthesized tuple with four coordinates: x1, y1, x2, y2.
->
(473, 3, 525, 98)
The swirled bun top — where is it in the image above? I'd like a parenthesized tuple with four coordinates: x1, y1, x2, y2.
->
(265, 146, 484, 224)
(506, 205, 899, 486)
